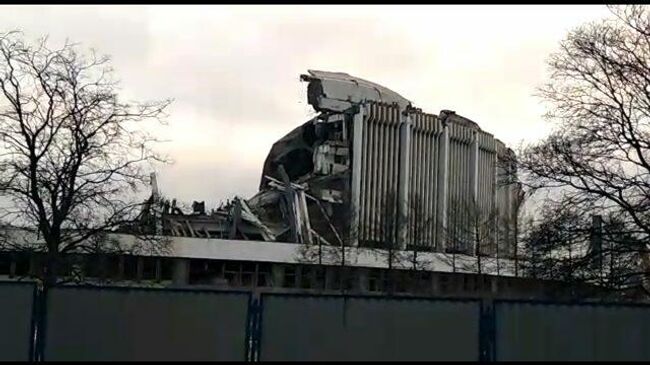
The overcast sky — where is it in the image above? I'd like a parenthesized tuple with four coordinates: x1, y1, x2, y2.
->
(0, 5, 613, 208)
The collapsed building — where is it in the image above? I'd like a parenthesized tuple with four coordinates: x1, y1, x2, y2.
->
(2, 70, 620, 302)
(157, 70, 524, 259)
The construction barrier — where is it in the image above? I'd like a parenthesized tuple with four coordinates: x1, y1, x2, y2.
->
(494, 300, 650, 361)
(2, 280, 650, 361)
(258, 294, 482, 361)
(42, 286, 251, 361)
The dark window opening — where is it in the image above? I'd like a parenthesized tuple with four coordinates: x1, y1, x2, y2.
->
(123, 256, 138, 280)
(283, 265, 296, 288)
(160, 259, 174, 281)
(395, 272, 409, 293)
(328, 267, 342, 290)
(300, 266, 312, 289)
(224, 261, 241, 287)
(241, 262, 255, 288)
(0, 252, 11, 275)
(14, 253, 30, 277)
(84, 254, 105, 279)
(241, 272, 254, 287)
(313, 266, 326, 290)
(415, 272, 431, 294)
(483, 275, 491, 291)
(191, 259, 224, 285)
(440, 274, 450, 293)
(224, 272, 238, 286)
(142, 258, 157, 281)
(257, 263, 271, 287)
(368, 269, 384, 292)
(344, 268, 356, 291)
(105, 255, 122, 280)
(257, 271, 268, 287)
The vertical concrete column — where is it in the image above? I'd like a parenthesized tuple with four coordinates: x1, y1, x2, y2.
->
(471, 131, 479, 204)
(493, 152, 499, 255)
(436, 120, 450, 251)
(397, 112, 412, 249)
(172, 258, 190, 286)
(504, 157, 513, 256)
(470, 131, 479, 254)
(350, 105, 365, 247)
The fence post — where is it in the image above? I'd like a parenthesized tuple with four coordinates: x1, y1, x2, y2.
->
(31, 284, 48, 362)
(479, 299, 496, 362)
(245, 296, 255, 362)
(28, 284, 39, 362)
(245, 294, 264, 362)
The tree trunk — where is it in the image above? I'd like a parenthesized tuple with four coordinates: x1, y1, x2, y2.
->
(34, 249, 59, 361)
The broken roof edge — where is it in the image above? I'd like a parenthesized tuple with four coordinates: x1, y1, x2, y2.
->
(301, 69, 412, 113)
(301, 70, 498, 137)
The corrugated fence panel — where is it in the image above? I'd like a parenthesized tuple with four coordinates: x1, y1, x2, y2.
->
(0, 282, 35, 361)
(259, 294, 481, 361)
(495, 301, 650, 361)
(44, 287, 250, 361)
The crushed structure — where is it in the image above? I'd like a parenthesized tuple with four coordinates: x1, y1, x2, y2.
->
(3, 70, 629, 303)
(142, 70, 524, 260)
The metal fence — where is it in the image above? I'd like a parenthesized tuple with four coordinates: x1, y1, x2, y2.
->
(257, 294, 481, 361)
(494, 300, 650, 361)
(0, 282, 36, 361)
(42, 286, 251, 361)
(2, 281, 650, 361)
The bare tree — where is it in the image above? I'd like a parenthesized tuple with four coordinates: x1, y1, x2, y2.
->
(438, 197, 500, 275)
(513, 5, 650, 296)
(0, 30, 171, 352)
(361, 190, 438, 294)
(520, 202, 649, 301)
(406, 192, 434, 271)
(517, 4, 650, 253)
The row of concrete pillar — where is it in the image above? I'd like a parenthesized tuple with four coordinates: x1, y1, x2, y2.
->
(350, 103, 515, 254)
